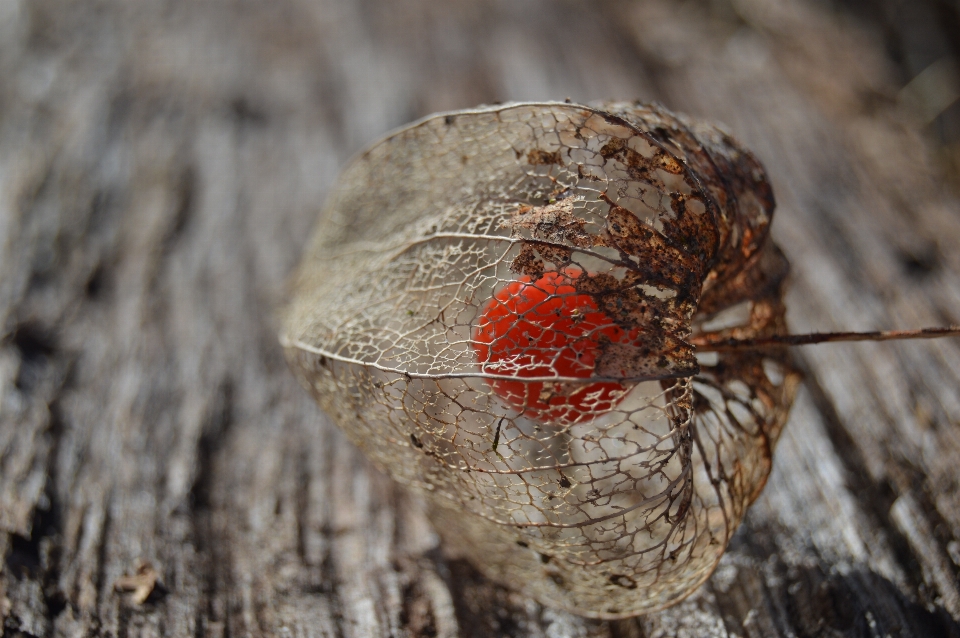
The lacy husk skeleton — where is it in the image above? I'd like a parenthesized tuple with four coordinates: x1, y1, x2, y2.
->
(281, 102, 803, 618)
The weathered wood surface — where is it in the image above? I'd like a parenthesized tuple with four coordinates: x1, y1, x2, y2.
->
(2, 0, 960, 636)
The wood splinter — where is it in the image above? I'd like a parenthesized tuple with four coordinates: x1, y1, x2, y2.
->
(113, 560, 160, 605)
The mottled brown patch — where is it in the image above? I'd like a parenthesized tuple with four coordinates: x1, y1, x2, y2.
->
(599, 137, 627, 158)
(594, 338, 698, 380)
(565, 269, 698, 380)
(656, 153, 683, 174)
(505, 199, 595, 248)
(509, 243, 544, 278)
(600, 138, 651, 178)
(600, 194, 702, 292)
(600, 135, 687, 185)
(527, 148, 562, 165)
(606, 103, 774, 289)
(536, 243, 573, 267)
(698, 241, 790, 317)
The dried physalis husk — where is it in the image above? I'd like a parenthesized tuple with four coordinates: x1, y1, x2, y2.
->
(280, 102, 801, 618)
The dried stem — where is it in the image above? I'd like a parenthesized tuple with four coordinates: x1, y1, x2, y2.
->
(692, 326, 960, 351)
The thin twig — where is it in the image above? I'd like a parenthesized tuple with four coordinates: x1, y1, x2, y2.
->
(692, 326, 960, 351)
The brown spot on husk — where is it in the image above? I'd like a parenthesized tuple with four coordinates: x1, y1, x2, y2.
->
(527, 148, 563, 165)
(505, 199, 595, 248)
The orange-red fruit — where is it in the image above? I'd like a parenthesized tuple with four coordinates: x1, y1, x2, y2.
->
(473, 270, 635, 424)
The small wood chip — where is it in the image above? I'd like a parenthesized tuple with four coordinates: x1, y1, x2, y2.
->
(113, 561, 160, 605)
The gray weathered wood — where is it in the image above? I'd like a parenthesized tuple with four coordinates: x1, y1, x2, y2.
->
(1, 0, 959, 636)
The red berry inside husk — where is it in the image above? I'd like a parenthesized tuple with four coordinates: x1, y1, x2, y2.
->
(473, 269, 636, 424)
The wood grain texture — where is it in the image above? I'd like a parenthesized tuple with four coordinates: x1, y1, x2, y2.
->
(1, 0, 959, 636)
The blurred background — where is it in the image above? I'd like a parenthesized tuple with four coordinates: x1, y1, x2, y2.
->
(2, 1, 960, 636)
(841, 0, 960, 188)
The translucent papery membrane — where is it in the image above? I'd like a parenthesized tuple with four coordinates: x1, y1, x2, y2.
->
(282, 103, 799, 617)
(285, 349, 789, 617)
